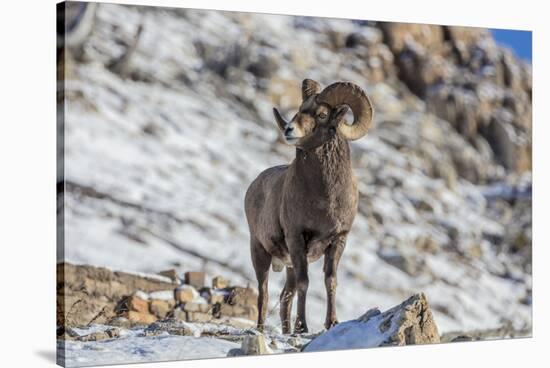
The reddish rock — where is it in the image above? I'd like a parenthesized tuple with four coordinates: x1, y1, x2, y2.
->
(184, 271, 205, 289)
(128, 295, 149, 314)
(127, 310, 157, 325)
(175, 285, 198, 303)
(150, 300, 172, 319)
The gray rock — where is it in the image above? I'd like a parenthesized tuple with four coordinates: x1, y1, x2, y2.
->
(240, 335, 272, 355)
(305, 293, 440, 352)
(143, 320, 197, 337)
(377, 247, 424, 276)
(74, 327, 121, 342)
(380, 293, 440, 345)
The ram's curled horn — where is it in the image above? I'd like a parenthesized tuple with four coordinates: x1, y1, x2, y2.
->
(317, 82, 374, 141)
(273, 107, 288, 131)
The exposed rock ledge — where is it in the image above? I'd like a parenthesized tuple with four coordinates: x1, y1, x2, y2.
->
(304, 293, 440, 352)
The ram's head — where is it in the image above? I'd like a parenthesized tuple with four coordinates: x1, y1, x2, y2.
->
(273, 79, 374, 150)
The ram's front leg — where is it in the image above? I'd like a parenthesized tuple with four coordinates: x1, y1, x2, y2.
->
(288, 232, 309, 334)
(323, 234, 346, 330)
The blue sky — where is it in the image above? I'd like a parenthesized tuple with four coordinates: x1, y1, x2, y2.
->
(491, 29, 532, 62)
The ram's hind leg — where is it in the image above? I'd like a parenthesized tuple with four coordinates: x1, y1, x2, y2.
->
(279, 267, 297, 334)
(288, 232, 309, 334)
(251, 238, 271, 331)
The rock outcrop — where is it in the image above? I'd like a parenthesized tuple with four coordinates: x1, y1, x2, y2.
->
(304, 293, 440, 352)
(378, 23, 532, 175)
(57, 262, 258, 336)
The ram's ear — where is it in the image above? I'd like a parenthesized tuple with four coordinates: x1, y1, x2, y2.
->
(302, 79, 321, 101)
(333, 105, 349, 123)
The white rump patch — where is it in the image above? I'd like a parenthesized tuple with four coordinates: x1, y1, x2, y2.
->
(272, 257, 285, 272)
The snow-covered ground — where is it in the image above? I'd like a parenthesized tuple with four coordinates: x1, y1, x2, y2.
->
(60, 333, 239, 367)
(59, 293, 442, 365)
(60, 320, 308, 366)
(61, 2, 531, 339)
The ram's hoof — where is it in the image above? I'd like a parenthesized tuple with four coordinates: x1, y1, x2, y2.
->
(294, 320, 308, 334)
(324, 319, 339, 330)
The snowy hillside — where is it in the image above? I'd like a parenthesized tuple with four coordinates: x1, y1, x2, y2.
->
(60, 3, 532, 334)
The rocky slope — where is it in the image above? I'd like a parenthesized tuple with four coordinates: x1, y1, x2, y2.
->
(59, 3, 532, 336)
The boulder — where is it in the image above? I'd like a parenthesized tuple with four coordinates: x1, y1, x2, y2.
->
(184, 271, 205, 289)
(150, 300, 173, 319)
(127, 294, 149, 314)
(240, 335, 272, 355)
(212, 276, 229, 289)
(127, 310, 157, 325)
(304, 293, 440, 352)
(175, 285, 199, 303)
(379, 293, 440, 345)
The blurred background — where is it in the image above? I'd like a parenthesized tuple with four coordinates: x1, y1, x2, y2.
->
(58, 2, 532, 335)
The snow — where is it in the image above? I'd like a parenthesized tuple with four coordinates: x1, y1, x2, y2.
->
(118, 271, 174, 284)
(59, 335, 239, 367)
(304, 313, 391, 352)
(149, 290, 175, 301)
(134, 290, 150, 300)
(68, 325, 114, 338)
(60, 321, 304, 366)
(176, 284, 200, 299)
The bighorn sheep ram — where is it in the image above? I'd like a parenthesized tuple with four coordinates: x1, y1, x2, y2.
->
(245, 79, 373, 333)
